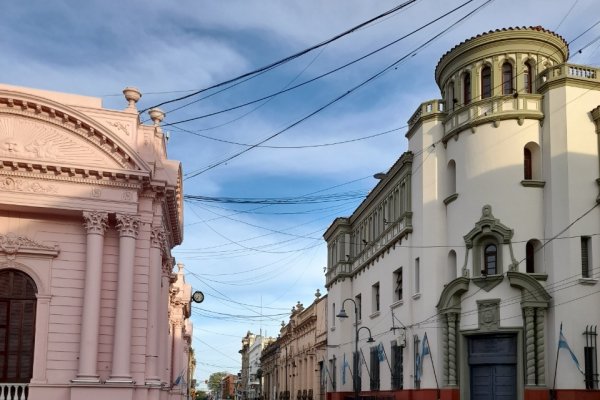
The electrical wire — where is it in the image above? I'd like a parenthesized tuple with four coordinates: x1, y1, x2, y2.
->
(139, 0, 419, 114)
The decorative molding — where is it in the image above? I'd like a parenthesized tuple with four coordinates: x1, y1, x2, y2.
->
(0, 176, 58, 194)
(520, 179, 546, 188)
(443, 192, 458, 205)
(472, 274, 504, 291)
(105, 120, 131, 136)
(82, 211, 108, 235)
(150, 227, 166, 250)
(477, 299, 500, 331)
(0, 168, 144, 189)
(0, 232, 59, 259)
(115, 214, 140, 238)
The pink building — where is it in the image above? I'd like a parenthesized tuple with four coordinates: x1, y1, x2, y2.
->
(0, 83, 193, 400)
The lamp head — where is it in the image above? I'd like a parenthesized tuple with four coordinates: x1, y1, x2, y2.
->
(336, 308, 348, 318)
(366, 337, 375, 343)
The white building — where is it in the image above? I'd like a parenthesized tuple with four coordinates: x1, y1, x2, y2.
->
(324, 26, 600, 400)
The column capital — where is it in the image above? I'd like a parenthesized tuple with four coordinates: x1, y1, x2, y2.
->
(83, 211, 108, 235)
(523, 307, 535, 318)
(116, 213, 140, 238)
(162, 258, 174, 276)
(151, 226, 166, 249)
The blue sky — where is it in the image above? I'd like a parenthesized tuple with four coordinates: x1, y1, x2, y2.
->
(3, 0, 600, 390)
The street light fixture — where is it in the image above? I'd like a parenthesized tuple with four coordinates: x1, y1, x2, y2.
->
(337, 298, 375, 400)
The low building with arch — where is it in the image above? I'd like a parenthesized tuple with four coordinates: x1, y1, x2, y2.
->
(0, 83, 193, 400)
(324, 27, 600, 400)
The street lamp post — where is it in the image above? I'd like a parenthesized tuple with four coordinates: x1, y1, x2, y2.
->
(337, 298, 375, 400)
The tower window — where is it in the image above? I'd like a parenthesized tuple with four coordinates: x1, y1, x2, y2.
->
(524, 62, 533, 93)
(481, 66, 492, 98)
(484, 244, 497, 275)
(502, 62, 513, 95)
(463, 72, 471, 105)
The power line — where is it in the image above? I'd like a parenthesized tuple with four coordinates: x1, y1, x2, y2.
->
(139, 0, 419, 114)
(182, 0, 493, 179)
(161, 0, 478, 127)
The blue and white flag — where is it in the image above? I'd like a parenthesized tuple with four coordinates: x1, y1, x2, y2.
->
(418, 332, 431, 379)
(377, 343, 385, 362)
(558, 324, 584, 375)
(342, 353, 349, 384)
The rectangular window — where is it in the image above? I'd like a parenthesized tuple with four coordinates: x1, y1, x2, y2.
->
(355, 294, 362, 321)
(369, 346, 380, 391)
(414, 258, 420, 294)
(582, 236, 592, 278)
(372, 283, 380, 312)
(391, 340, 404, 390)
(394, 267, 403, 301)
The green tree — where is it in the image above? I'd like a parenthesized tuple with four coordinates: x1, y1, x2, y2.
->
(207, 371, 229, 393)
(195, 390, 208, 400)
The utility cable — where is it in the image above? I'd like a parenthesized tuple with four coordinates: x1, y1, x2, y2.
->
(139, 0, 418, 113)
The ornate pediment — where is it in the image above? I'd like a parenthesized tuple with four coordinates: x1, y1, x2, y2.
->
(0, 91, 151, 178)
(0, 115, 122, 169)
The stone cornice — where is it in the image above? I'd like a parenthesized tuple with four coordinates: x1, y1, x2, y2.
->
(0, 167, 144, 189)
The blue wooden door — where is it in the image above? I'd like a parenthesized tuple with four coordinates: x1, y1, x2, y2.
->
(469, 335, 517, 400)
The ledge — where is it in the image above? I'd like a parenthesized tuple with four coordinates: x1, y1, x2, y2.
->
(412, 293, 421, 300)
(521, 180, 546, 188)
(443, 192, 458, 205)
(369, 311, 381, 319)
(579, 278, 598, 285)
(529, 273, 548, 281)
(472, 274, 504, 291)
(391, 299, 404, 309)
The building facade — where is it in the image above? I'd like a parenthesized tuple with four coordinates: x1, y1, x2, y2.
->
(268, 291, 327, 400)
(325, 27, 600, 400)
(0, 83, 192, 400)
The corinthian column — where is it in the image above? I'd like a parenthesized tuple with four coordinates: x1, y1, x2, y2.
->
(108, 213, 140, 383)
(74, 211, 108, 382)
(145, 226, 164, 385)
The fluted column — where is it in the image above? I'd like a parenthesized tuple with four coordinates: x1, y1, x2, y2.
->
(160, 260, 173, 385)
(32, 294, 51, 384)
(74, 211, 108, 382)
(535, 308, 546, 385)
(447, 312, 458, 386)
(524, 307, 536, 386)
(145, 226, 164, 384)
(108, 213, 140, 383)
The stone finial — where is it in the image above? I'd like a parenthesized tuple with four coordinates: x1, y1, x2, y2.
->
(148, 108, 165, 126)
(315, 289, 321, 299)
(123, 87, 141, 110)
(177, 262, 184, 273)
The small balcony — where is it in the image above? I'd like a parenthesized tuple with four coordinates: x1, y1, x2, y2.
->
(0, 383, 28, 400)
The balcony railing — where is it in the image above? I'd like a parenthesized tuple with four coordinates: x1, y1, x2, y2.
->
(0, 383, 28, 400)
(540, 62, 599, 86)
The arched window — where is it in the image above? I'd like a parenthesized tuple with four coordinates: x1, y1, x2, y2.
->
(0, 269, 37, 383)
(523, 142, 541, 181)
(502, 62, 513, 95)
(463, 72, 471, 105)
(526, 241, 535, 273)
(481, 66, 492, 98)
(484, 244, 497, 275)
(447, 159, 456, 196)
(524, 148, 532, 180)
(524, 62, 533, 93)
(448, 250, 457, 281)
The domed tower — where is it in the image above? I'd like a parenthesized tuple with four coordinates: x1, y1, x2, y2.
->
(404, 26, 600, 398)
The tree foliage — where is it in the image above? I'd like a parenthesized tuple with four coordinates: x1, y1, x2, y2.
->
(207, 371, 230, 392)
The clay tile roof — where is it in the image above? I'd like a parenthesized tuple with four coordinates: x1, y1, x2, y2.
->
(435, 26, 569, 76)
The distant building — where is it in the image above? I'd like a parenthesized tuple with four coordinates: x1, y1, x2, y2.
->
(325, 27, 600, 400)
(0, 83, 192, 400)
(262, 291, 327, 400)
(221, 374, 237, 399)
